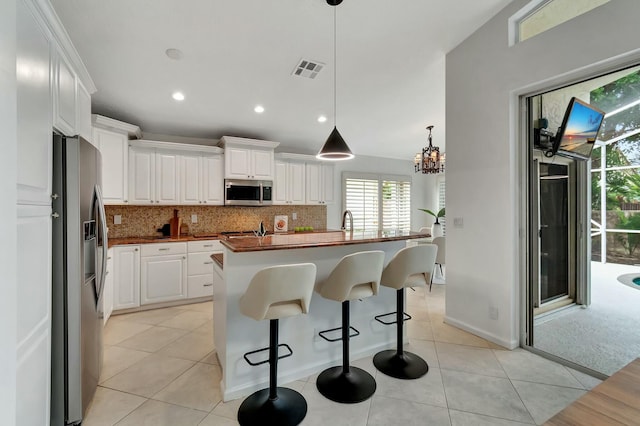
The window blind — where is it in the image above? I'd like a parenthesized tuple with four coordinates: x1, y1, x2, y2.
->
(438, 179, 446, 236)
(344, 174, 411, 232)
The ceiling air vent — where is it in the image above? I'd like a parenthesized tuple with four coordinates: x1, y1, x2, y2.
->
(292, 59, 325, 79)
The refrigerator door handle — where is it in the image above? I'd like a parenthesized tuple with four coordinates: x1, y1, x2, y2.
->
(95, 185, 108, 300)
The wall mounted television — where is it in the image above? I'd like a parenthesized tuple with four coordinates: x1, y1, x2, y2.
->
(550, 97, 605, 159)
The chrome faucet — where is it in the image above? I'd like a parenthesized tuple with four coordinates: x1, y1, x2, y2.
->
(341, 210, 353, 231)
(254, 221, 266, 237)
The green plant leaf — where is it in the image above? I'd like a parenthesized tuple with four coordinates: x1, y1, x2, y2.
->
(418, 208, 437, 217)
(437, 208, 445, 218)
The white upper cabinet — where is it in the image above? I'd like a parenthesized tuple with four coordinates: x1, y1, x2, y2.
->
(129, 139, 223, 205)
(75, 81, 92, 142)
(52, 49, 76, 136)
(219, 136, 279, 180)
(92, 115, 141, 205)
(274, 158, 305, 205)
(180, 153, 224, 205)
(202, 155, 224, 204)
(306, 162, 335, 205)
(16, 0, 52, 206)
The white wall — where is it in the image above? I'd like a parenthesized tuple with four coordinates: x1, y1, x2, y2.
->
(0, 0, 18, 423)
(326, 154, 437, 231)
(445, 0, 640, 348)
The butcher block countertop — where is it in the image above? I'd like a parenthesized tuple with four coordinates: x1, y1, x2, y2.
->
(220, 230, 431, 253)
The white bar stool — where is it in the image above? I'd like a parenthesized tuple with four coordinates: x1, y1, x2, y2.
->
(237, 263, 317, 426)
(373, 244, 437, 379)
(315, 250, 385, 403)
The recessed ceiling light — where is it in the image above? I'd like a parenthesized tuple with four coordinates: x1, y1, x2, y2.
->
(317, 115, 327, 123)
(254, 105, 265, 113)
(165, 48, 183, 60)
(172, 92, 185, 101)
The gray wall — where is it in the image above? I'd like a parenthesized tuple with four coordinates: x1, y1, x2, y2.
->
(445, 0, 640, 347)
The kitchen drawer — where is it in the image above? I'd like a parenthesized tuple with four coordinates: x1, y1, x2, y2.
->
(188, 240, 223, 253)
(188, 274, 214, 298)
(188, 252, 216, 276)
(141, 242, 187, 257)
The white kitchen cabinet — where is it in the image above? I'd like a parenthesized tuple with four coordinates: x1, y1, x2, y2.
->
(103, 248, 114, 324)
(180, 154, 224, 205)
(129, 148, 180, 205)
(94, 127, 129, 204)
(202, 155, 224, 204)
(187, 240, 223, 299)
(113, 245, 141, 310)
(224, 146, 274, 180)
(140, 242, 188, 305)
(92, 115, 141, 205)
(219, 136, 279, 180)
(52, 49, 77, 136)
(305, 162, 335, 205)
(128, 148, 155, 204)
(76, 80, 92, 142)
(274, 160, 305, 205)
(16, 0, 52, 206)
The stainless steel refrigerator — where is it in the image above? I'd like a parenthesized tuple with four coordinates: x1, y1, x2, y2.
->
(51, 134, 108, 425)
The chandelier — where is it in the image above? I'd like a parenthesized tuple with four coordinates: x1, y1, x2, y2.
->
(414, 125, 445, 174)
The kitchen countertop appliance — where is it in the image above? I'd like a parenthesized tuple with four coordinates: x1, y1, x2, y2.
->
(51, 134, 108, 425)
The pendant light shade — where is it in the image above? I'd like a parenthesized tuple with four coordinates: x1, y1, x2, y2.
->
(317, 126, 354, 160)
(317, 0, 354, 161)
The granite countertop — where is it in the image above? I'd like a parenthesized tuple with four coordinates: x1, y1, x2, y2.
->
(108, 233, 222, 248)
(211, 253, 223, 269)
(220, 230, 431, 253)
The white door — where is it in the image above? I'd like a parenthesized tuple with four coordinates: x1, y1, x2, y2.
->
(113, 246, 140, 310)
(94, 128, 128, 204)
(155, 152, 179, 204)
(202, 155, 224, 204)
(225, 147, 251, 179)
(305, 163, 322, 204)
(180, 154, 201, 204)
(251, 149, 273, 180)
(273, 161, 288, 204)
(129, 148, 155, 204)
(321, 164, 335, 204)
(103, 249, 114, 324)
(141, 255, 187, 304)
(289, 162, 306, 204)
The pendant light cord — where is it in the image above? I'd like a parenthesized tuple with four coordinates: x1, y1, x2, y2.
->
(333, 6, 337, 128)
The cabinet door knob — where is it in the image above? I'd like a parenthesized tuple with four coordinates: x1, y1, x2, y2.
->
(124, 200, 128, 203)
(135, 248, 139, 251)
(203, 283, 213, 287)
(204, 200, 207, 203)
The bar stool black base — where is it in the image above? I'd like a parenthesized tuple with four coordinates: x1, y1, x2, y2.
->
(316, 366, 376, 403)
(373, 350, 429, 379)
(237, 387, 307, 426)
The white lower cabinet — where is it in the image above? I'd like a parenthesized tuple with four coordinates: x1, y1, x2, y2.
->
(187, 240, 222, 298)
(113, 245, 140, 310)
(140, 242, 187, 305)
(103, 248, 114, 324)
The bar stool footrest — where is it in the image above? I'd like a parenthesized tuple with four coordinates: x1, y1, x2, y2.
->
(374, 311, 412, 325)
(243, 343, 293, 366)
(318, 326, 359, 342)
(238, 387, 307, 426)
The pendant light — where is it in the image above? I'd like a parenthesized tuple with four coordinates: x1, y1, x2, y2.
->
(317, 0, 354, 161)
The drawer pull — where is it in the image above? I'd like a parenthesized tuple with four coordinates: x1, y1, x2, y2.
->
(204, 261, 214, 265)
(203, 244, 213, 247)
(203, 283, 213, 287)
(158, 248, 170, 251)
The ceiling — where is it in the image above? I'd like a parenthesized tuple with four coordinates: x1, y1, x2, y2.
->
(51, 0, 512, 159)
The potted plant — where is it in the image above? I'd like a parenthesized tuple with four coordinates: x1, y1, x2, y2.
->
(418, 208, 445, 237)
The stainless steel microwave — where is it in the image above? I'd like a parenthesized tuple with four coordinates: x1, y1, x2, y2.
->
(224, 179, 273, 206)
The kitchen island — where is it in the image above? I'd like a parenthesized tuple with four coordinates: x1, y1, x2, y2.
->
(213, 230, 430, 400)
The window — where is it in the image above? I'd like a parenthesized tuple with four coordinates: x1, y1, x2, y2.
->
(510, 0, 610, 45)
(343, 173, 411, 232)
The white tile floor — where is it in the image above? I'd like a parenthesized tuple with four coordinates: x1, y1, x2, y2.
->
(86, 284, 600, 425)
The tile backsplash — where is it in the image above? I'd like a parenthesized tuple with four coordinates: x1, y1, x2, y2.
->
(105, 205, 327, 238)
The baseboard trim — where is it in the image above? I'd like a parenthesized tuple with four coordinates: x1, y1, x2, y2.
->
(444, 315, 518, 350)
